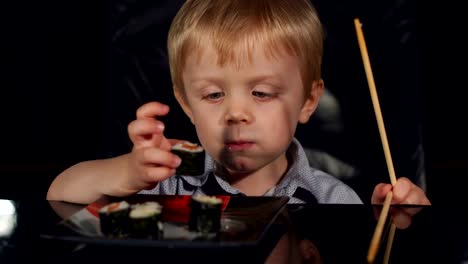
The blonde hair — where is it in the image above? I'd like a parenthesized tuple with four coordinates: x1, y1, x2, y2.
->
(168, 0, 323, 100)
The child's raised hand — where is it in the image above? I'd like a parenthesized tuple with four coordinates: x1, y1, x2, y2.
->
(124, 102, 181, 192)
(371, 177, 431, 205)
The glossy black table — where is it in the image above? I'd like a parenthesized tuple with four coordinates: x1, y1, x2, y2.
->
(0, 196, 467, 264)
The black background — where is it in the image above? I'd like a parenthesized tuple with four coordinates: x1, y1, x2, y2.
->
(1, 0, 467, 205)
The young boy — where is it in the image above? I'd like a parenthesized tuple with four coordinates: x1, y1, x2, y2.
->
(47, 0, 430, 206)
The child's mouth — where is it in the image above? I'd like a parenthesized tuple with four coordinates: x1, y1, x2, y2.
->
(225, 141, 254, 151)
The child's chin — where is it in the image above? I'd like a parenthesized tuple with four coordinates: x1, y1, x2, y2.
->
(222, 159, 257, 174)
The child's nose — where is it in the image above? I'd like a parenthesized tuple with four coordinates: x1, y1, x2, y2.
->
(224, 101, 253, 124)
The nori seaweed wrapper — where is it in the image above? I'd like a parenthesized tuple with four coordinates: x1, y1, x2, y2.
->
(99, 202, 130, 237)
(171, 142, 205, 176)
(129, 214, 162, 239)
(129, 203, 163, 239)
(189, 196, 222, 233)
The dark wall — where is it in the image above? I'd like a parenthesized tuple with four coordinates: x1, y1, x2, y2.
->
(1, 1, 50, 198)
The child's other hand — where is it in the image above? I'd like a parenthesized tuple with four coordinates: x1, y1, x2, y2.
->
(371, 177, 431, 205)
(371, 177, 431, 229)
(124, 102, 181, 192)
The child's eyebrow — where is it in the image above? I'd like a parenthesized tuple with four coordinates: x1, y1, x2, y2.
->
(246, 75, 281, 86)
(187, 77, 227, 90)
(187, 74, 282, 87)
(188, 76, 223, 86)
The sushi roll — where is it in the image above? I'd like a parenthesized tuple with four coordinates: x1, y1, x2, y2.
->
(189, 194, 223, 233)
(99, 201, 130, 237)
(128, 202, 163, 239)
(171, 141, 205, 176)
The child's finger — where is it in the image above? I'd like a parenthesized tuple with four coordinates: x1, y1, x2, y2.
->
(159, 137, 172, 151)
(397, 186, 430, 205)
(371, 183, 392, 204)
(128, 119, 165, 147)
(136, 101, 170, 119)
(392, 177, 412, 203)
(392, 177, 431, 205)
(138, 148, 181, 169)
(142, 167, 177, 184)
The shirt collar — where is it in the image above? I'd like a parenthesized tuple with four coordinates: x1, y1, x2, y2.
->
(271, 138, 316, 197)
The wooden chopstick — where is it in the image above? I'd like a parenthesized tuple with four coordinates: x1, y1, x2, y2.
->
(367, 191, 393, 263)
(353, 18, 396, 186)
(383, 222, 397, 264)
(353, 18, 398, 263)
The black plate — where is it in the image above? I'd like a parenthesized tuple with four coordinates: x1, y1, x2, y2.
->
(40, 195, 289, 263)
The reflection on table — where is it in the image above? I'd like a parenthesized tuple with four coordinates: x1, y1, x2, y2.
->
(1, 196, 467, 264)
(266, 204, 433, 264)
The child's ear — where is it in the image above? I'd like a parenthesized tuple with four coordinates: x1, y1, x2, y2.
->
(174, 87, 194, 124)
(299, 79, 324, 123)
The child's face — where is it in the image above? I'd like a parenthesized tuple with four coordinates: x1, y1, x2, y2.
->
(176, 45, 321, 175)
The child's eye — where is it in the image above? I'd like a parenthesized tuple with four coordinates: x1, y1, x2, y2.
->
(204, 92, 224, 100)
(252, 91, 272, 98)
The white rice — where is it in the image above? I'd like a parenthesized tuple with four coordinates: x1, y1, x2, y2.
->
(192, 194, 222, 205)
(130, 202, 162, 219)
(171, 141, 204, 153)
